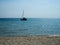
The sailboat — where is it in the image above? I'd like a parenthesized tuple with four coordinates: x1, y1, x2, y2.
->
(20, 10, 27, 21)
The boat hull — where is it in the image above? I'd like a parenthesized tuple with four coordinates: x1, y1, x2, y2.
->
(20, 18, 27, 21)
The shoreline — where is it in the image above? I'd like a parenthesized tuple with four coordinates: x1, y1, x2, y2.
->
(0, 34, 60, 37)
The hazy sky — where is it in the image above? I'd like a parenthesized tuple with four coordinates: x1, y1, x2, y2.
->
(0, 0, 60, 18)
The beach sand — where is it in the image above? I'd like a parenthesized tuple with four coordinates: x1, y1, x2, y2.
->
(0, 35, 60, 45)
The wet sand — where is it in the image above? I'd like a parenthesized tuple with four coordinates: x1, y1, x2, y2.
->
(0, 35, 60, 45)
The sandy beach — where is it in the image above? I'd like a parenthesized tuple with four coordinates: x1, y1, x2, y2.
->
(0, 35, 60, 45)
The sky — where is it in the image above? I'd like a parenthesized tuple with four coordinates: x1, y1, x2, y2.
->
(0, 0, 60, 18)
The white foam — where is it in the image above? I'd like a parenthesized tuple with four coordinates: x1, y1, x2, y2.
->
(48, 35, 60, 37)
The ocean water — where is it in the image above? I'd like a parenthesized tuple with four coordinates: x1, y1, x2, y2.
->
(0, 18, 60, 36)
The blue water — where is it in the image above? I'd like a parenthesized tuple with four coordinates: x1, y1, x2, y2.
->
(0, 18, 60, 36)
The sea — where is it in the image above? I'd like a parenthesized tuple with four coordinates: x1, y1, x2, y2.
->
(0, 18, 60, 36)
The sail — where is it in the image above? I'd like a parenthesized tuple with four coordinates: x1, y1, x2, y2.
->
(22, 10, 24, 18)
